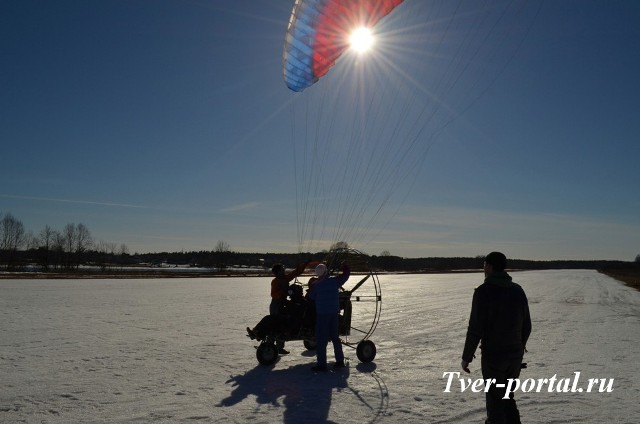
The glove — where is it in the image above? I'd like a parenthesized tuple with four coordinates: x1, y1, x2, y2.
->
(461, 360, 470, 373)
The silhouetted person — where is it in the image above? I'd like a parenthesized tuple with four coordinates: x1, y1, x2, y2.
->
(461, 252, 531, 424)
(307, 262, 350, 372)
(247, 284, 309, 341)
(269, 262, 308, 354)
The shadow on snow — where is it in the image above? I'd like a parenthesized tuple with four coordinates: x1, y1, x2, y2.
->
(216, 361, 388, 424)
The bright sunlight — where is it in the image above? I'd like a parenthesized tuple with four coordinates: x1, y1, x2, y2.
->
(349, 27, 374, 53)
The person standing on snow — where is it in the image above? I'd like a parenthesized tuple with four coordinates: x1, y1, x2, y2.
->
(461, 251, 532, 424)
(307, 262, 350, 372)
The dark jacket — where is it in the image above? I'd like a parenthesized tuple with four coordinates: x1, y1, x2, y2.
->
(462, 272, 531, 363)
(308, 264, 350, 315)
(271, 262, 307, 301)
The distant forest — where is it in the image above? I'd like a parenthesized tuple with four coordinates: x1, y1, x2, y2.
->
(1, 212, 638, 274)
(123, 251, 640, 274)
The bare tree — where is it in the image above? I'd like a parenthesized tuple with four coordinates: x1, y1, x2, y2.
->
(1, 213, 26, 269)
(330, 241, 350, 250)
(63, 223, 76, 253)
(215, 240, 230, 253)
(118, 243, 130, 267)
(63, 223, 76, 268)
(1, 213, 26, 251)
(213, 240, 231, 271)
(0, 211, 4, 250)
(97, 240, 120, 271)
(38, 225, 55, 250)
(52, 231, 65, 269)
(36, 225, 56, 270)
(95, 240, 107, 270)
(75, 223, 93, 257)
(59, 223, 93, 268)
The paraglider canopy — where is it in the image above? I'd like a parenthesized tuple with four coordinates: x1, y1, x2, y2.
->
(283, 0, 543, 254)
(283, 0, 404, 92)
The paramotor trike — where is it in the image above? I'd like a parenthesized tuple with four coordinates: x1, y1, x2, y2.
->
(251, 248, 382, 366)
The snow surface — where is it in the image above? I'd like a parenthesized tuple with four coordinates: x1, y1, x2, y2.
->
(1, 270, 639, 423)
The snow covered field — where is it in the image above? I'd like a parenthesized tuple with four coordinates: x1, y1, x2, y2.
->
(1, 270, 639, 423)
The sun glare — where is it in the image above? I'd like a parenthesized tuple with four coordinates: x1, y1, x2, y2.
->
(349, 27, 374, 53)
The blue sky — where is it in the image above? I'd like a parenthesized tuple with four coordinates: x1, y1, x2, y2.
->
(1, 0, 639, 260)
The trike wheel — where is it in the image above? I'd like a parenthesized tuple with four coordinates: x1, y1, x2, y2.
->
(256, 342, 278, 365)
(356, 340, 376, 363)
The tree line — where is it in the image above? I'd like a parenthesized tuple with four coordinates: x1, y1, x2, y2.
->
(1, 211, 638, 274)
(0, 212, 129, 271)
(0, 212, 245, 272)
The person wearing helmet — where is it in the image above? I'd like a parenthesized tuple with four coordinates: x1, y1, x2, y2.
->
(307, 262, 350, 372)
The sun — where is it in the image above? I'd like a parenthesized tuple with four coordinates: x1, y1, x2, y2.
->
(349, 27, 374, 53)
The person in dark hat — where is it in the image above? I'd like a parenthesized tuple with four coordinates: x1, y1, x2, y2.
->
(461, 252, 532, 424)
(268, 261, 308, 354)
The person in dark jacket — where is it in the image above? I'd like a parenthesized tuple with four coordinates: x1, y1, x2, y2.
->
(246, 284, 308, 341)
(269, 261, 308, 354)
(307, 262, 350, 372)
(270, 262, 308, 314)
(461, 252, 532, 424)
